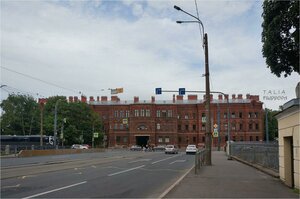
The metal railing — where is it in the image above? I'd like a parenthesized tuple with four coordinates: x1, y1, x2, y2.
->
(195, 149, 207, 174)
(230, 142, 279, 171)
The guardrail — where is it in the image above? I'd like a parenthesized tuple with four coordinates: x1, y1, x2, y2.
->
(195, 149, 207, 174)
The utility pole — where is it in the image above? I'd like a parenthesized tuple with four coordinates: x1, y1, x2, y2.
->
(204, 33, 212, 165)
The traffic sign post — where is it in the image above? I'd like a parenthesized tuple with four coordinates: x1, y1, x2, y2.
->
(179, 88, 185, 95)
(155, 88, 162, 95)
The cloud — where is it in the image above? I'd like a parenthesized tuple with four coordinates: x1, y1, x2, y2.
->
(1, 0, 298, 110)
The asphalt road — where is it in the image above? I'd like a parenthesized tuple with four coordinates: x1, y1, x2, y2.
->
(1, 150, 195, 198)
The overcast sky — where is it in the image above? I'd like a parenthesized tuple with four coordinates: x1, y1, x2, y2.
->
(1, 0, 299, 110)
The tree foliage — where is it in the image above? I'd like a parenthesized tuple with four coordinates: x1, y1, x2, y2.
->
(1, 94, 39, 135)
(0, 94, 103, 146)
(264, 108, 279, 141)
(262, 0, 299, 77)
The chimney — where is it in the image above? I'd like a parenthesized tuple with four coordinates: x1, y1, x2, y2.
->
(111, 96, 118, 102)
(224, 94, 229, 100)
(81, 96, 87, 103)
(173, 94, 175, 103)
(238, 94, 243, 99)
(89, 96, 94, 102)
(176, 95, 183, 100)
(68, 96, 73, 103)
(218, 94, 223, 100)
(151, 96, 155, 103)
(134, 96, 139, 103)
(101, 96, 108, 101)
(246, 94, 250, 99)
(188, 95, 198, 100)
(74, 96, 79, 102)
(97, 96, 100, 101)
(232, 94, 236, 100)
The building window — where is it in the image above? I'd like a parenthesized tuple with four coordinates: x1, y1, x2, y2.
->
(201, 124, 206, 131)
(223, 112, 227, 119)
(123, 136, 128, 143)
(256, 136, 259, 141)
(141, 109, 145, 117)
(239, 123, 243, 131)
(156, 110, 161, 117)
(254, 112, 258, 118)
(125, 110, 130, 118)
(231, 123, 236, 131)
(162, 110, 167, 117)
(120, 111, 124, 118)
(158, 137, 163, 143)
(120, 124, 123, 130)
(157, 123, 160, 130)
(250, 136, 253, 141)
(167, 110, 172, 117)
(116, 136, 121, 143)
(114, 123, 118, 130)
(202, 113, 206, 123)
(193, 113, 196, 119)
(184, 114, 189, 119)
(249, 123, 253, 130)
(134, 110, 139, 117)
(185, 125, 189, 131)
(233, 136, 236, 141)
(248, 112, 252, 118)
(165, 137, 170, 143)
(146, 110, 150, 117)
(239, 112, 243, 118)
(193, 124, 196, 131)
(224, 123, 228, 130)
(178, 124, 181, 131)
(114, 111, 118, 118)
(231, 112, 235, 118)
(255, 123, 259, 131)
(193, 137, 196, 143)
(202, 137, 205, 142)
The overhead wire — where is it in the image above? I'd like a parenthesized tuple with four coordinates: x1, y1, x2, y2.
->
(1, 66, 79, 94)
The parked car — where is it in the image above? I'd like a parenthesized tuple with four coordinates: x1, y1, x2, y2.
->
(186, 144, 197, 154)
(165, 145, 179, 154)
(71, 144, 89, 149)
(130, 145, 142, 151)
(153, 145, 166, 151)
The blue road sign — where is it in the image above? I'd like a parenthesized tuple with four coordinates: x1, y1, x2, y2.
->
(155, 88, 162, 95)
(179, 88, 185, 95)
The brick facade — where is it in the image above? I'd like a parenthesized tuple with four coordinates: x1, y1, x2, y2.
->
(89, 94, 264, 148)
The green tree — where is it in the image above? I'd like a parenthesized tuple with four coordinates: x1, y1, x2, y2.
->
(0, 94, 39, 135)
(264, 109, 279, 141)
(262, 0, 299, 77)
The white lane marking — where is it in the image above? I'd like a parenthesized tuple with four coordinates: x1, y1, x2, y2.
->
(2, 184, 21, 189)
(151, 155, 180, 165)
(108, 165, 145, 177)
(128, 159, 151, 163)
(169, 160, 186, 165)
(158, 166, 194, 199)
(22, 181, 87, 199)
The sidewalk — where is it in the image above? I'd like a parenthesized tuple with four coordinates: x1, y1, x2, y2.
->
(163, 151, 299, 198)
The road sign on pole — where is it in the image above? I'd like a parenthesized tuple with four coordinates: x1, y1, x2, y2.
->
(155, 88, 162, 95)
(179, 88, 185, 95)
(213, 128, 218, 137)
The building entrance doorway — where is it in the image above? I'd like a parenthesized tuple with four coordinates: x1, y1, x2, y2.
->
(136, 136, 149, 148)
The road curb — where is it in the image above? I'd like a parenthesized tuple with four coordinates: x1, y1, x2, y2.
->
(158, 165, 194, 199)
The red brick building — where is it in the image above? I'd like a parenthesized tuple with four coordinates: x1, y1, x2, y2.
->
(89, 94, 264, 148)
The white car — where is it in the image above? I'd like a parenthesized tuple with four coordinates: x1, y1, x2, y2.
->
(186, 145, 197, 154)
(165, 145, 179, 154)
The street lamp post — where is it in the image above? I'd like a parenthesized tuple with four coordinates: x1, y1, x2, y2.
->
(54, 99, 61, 149)
(174, 5, 212, 165)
